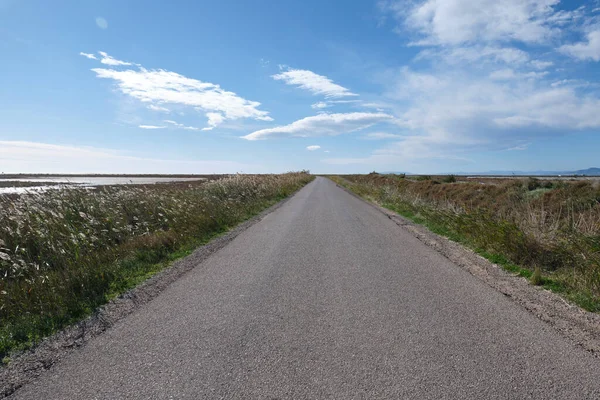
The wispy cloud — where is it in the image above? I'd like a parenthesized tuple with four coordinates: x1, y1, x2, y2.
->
(363, 132, 404, 140)
(84, 51, 272, 131)
(98, 51, 133, 66)
(306, 145, 321, 151)
(95, 17, 108, 30)
(506, 143, 530, 151)
(242, 112, 393, 140)
(138, 125, 165, 129)
(79, 52, 97, 60)
(272, 68, 357, 98)
(164, 120, 200, 131)
(489, 69, 548, 80)
(147, 104, 170, 113)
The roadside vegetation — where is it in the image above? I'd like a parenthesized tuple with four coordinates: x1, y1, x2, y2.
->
(0, 172, 313, 359)
(331, 174, 600, 312)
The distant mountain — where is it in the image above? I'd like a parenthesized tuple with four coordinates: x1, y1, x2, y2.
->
(454, 168, 600, 176)
(381, 168, 600, 176)
(572, 168, 600, 176)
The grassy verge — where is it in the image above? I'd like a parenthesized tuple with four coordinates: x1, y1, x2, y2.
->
(0, 172, 313, 359)
(329, 174, 600, 313)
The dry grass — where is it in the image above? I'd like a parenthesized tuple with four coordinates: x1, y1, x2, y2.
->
(0, 172, 313, 358)
(332, 174, 600, 311)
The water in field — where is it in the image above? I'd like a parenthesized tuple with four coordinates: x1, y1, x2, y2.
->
(0, 176, 206, 194)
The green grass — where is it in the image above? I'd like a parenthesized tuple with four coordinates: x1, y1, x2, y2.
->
(330, 175, 600, 313)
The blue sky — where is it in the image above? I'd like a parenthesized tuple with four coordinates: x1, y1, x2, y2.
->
(1, 0, 599, 174)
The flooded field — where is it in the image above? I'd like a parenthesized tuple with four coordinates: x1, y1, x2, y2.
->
(0, 176, 208, 194)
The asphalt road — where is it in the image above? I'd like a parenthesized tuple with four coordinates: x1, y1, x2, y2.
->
(12, 177, 600, 399)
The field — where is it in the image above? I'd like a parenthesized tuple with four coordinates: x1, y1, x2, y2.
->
(331, 174, 600, 312)
(0, 172, 313, 359)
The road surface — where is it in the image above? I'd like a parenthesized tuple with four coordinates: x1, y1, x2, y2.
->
(12, 177, 600, 399)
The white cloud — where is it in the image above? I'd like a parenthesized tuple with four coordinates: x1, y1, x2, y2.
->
(312, 101, 329, 109)
(95, 17, 108, 30)
(311, 100, 363, 110)
(147, 104, 170, 113)
(79, 52, 97, 60)
(85, 51, 272, 129)
(399, 67, 600, 129)
(98, 51, 133, 66)
(139, 125, 165, 129)
(306, 145, 321, 151)
(202, 112, 225, 131)
(489, 69, 548, 80)
(364, 132, 404, 139)
(530, 60, 554, 69)
(0, 141, 255, 174)
(163, 120, 200, 131)
(359, 0, 600, 171)
(372, 67, 600, 163)
(272, 68, 357, 98)
(559, 30, 600, 61)
(242, 112, 393, 141)
(382, 0, 573, 46)
(417, 46, 531, 65)
(506, 143, 530, 150)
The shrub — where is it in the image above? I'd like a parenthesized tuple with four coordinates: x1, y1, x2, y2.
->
(443, 175, 457, 183)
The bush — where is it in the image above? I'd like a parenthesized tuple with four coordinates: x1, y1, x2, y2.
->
(443, 175, 457, 183)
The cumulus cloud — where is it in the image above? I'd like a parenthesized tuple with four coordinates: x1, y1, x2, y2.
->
(381, 0, 577, 46)
(272, 68, 357, 98)
(559, 30, 600, 61)
(84, 51, 272, 130)
(306, 145, 321, 151)
(353, 0, 600, 171)
(0, 141, 255, 174)
(242, 112, 393, 141)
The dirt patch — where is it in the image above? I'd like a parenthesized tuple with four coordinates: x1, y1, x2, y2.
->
(335, 181, 600, 357)
(0, 193, 298, 398)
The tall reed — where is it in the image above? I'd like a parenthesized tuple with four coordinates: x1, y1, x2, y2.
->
(0, 172, 313, 358)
